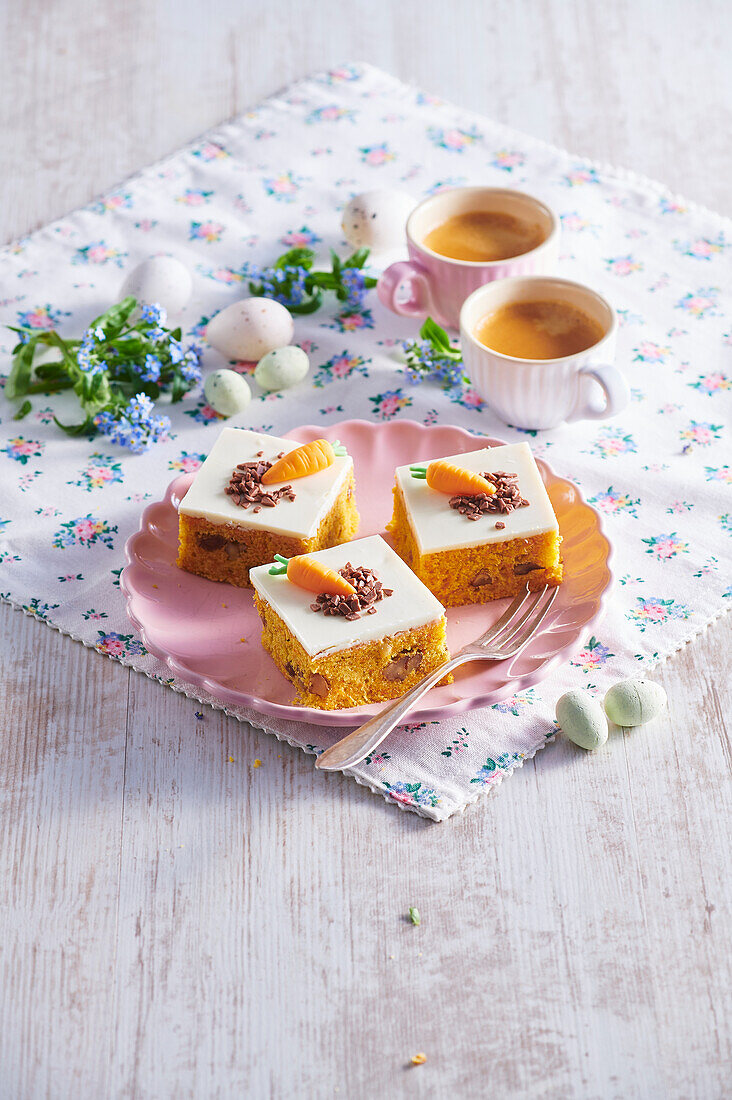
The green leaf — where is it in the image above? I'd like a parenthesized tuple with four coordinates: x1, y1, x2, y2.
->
(274, 247, 314, 271)
(330, 248, 342, 278)
(12, 399, 32, 420)
(344, 247, 370, 269)
(90, 295, 137, 337)
(53, 413, 97, 437)
(408, 907, 421, 926)
(5, 339, 36, 400)
(288, 291, 323, 315)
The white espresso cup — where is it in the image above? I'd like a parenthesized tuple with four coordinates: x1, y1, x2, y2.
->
(459, 275, 629, 430)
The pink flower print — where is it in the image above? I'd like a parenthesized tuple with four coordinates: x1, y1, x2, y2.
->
(319, 405, 343, 415)
(680, 420, 723, 447)
(3, 436, 44, 464)
(633, 341, 670, 364)
(134, 218, 157, 232)
(719, 514, 732, 536)
(675, 287, 719, 318)
(329, 309, 374, 333)
(689, 372, 731, 396)
(674, 234, 726, 260)
(184, 400, 226, 425)
(314, 352, 369, 387)
(426, 177, 468, 194)
(189, 220, 224, 243)
(571, 636, 615, 673)
(176, 188, 213, 206)
(659, 197, 687, 214)
(586, 427, 637, 459)
(604, 254, 643, 276)
(73, 241, 127, 267)
(562, 166, 600, 186)
(427, 126, 481, 152)
(197, 264, 246, 284)
(642, 532, 689, 561)
(16, 304, 69, 329)
(491, 149, 524, 171)
(369, 388, 412, 420)
(192, 141, 229, 161)
(588, 487, 640, 517)
(705, 466, 732, 485)
(320, 64, 361, 84)
(263, 172, 304, 202)
(560, 212, 599, 234)
(90, 191, 133, 214)
(168, 451, 206, 474)
(667, 500, 693, 515)
(306, 105, 356, 124)
(359, 142, 396, 166)
(449, 387, 485, 411)
(280, 226, 321, 248)
(628, 596, 691, 631)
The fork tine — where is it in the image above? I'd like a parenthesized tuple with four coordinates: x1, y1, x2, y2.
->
(478, 585, 545, 649)
(472, 587, 532, 648)
(494, 585, 559, 654)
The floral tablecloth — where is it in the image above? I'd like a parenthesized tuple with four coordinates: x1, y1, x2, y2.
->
(1, 62, 730, 820)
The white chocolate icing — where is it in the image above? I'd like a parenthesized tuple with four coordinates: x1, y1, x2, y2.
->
(250, 535, 446, 658)
(178, 427, 353, 540)
(394, 441, 558, 555)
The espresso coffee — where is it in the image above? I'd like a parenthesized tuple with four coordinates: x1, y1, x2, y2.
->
(423, 210, 545, 263)
(474, 300, 604, 360)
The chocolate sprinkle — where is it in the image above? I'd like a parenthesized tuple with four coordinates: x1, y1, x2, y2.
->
(226, 458, 296, 511)
(311, 563, 393, 620)
(449, 470, 530, 521)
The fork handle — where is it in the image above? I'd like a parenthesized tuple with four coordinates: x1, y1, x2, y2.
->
(314, 653, 472, 771)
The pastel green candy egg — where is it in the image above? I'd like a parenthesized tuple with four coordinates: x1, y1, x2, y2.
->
(203, 369, 252, 417)
(603, 679, 667, 727)
(555, 689, 608, 751)
(254, 345, 310, 392)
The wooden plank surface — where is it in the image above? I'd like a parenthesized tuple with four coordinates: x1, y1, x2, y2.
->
(1, 1, 730, 1097)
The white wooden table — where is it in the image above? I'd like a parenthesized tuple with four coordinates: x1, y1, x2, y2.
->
(1, 2, 730, 1096)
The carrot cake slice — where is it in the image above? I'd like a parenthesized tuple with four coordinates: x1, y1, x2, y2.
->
(177, 427, 359, 587)
(250, 535, 450, 710)
(387, 441, 562, 607)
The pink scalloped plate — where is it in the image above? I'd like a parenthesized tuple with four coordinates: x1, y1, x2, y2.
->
(122, 419, 613, 726)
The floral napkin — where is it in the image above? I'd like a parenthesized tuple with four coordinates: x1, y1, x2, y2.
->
(1, 62, 730, 820)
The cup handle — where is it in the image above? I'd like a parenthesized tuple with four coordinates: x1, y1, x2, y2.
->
(377, 260, 434, 319)
(569, 363, 630, 422)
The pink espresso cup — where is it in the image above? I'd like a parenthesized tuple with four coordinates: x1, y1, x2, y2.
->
(377, 187, 560, 330)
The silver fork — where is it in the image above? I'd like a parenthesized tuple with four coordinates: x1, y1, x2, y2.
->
(315, 584, 559, 772)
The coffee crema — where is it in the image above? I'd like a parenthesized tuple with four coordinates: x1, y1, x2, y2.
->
(474, 300, 605, 360)
(423, 210, 545, 263)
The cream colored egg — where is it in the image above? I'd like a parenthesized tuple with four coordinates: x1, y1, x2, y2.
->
(121, 256, 192, 316)
(604, 680, 667, 727)
(341, 189, 415, 252)
(203, 369, 252, 417)
(254, 346, 310, 392)
(207, 298, 295, 362)
(555, 689, 609, 751)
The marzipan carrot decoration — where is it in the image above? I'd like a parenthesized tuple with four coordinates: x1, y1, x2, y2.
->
(261, 439, 347, 484)
(268, 553, 356, 596)
(410, 460, 496, 497)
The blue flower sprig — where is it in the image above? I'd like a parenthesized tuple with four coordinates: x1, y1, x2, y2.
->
(246, 246, 377, 314)
(402, 317, 468, 390)
(5, 297, 202, 452)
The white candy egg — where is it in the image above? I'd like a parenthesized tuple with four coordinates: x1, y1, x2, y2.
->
(341, 189, 415, 252)
(254, 346, 310, 392)
(207, 298, 294, 362)
(604, 680, 667, 727)
(203, 369, 252, 417)
(121, 256, 192, 316)
(555, 689, 609, 751)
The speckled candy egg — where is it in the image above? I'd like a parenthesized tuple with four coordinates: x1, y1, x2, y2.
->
(341, 189, 415, 252)
(254, 346, 310, 392)
(207, 298, 295, 362)
(121, 256, 192, 316)
(203, 369, 252, 417)
(555, 689, 609, 751)
(604, 680, 667, 727)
